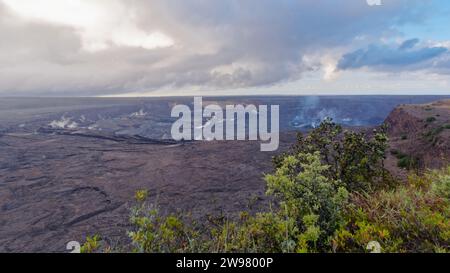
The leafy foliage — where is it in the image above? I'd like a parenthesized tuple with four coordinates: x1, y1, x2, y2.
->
(274, 118, 392, 192)
(127, 201, 201, 253)
(207, 153, 349, 253)
(333, 167, 450, 253)
(80, 235, 102, 253)
(265, 152, 348, 249)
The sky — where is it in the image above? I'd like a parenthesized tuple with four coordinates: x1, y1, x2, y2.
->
(0, 0, 449, 97)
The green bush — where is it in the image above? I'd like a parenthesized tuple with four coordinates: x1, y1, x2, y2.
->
(80, 235, 102, 253)
(392, 150, 419, 170)
(274, 118, 392, 193)
(208, 210, 296, 253)
(426, 117, 437, 123)
(397, 155, 419, 170)
(430, 166, 450, 199)
(187, 152, 348, 253)
(333, 167, 450, 253)
(127, 201, 201, 253)
(265, 152, 349, 251)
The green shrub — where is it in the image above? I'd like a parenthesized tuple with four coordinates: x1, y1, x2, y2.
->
(430, 166, 450, 199)
(209, 152, 349, 253)
(426, 117, 437, 123)
(135, 189, 149, 202)
(274, 118, 392, 193)
(265, 152, 349, 251)
(127, 201, 201, 253)
(80, 235, 102, 253)
(333, 167, 450, 253)
(208, 210, 297, 253)
(393, 150, 419, 170)
(397, 155, 419, 170)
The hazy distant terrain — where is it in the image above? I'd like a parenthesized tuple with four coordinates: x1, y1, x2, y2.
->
(0, 96, 449, 252)
(1, 96, 448, 137)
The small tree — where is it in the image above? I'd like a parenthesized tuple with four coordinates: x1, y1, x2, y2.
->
(274, 118, 391, 193)
(265, 152, 349, 251)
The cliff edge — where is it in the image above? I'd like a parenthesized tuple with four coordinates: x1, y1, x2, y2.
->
(384, 99, 450, 177)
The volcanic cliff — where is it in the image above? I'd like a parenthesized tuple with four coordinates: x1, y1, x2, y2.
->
(384, 99, 450, 178)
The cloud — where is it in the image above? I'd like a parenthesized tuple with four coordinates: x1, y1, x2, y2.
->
(337, 39, 448, 73)
(2, 0, 175, 52)
(0, 0, 447, 96)
(399, 38, 420, 50)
